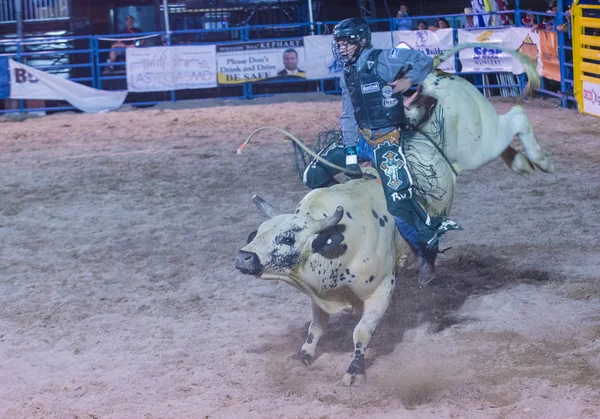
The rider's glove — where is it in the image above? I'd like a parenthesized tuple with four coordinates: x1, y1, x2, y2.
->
(344, 146, 363, 179)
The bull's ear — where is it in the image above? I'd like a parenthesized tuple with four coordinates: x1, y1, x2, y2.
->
(252, 195, 281, 219)
(247, 230, 257, 244)
(311, 229, 347, 259)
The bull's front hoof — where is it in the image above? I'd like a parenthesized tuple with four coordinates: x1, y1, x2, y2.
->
(341, 373, 366, 387)
(297, 350, 313, 367)
(512, 152, 535, 177)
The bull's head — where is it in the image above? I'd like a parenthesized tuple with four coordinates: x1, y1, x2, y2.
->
(235, 195, 345, 277)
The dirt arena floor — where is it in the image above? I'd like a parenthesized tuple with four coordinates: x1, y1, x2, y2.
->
(1, 93, 599, 419)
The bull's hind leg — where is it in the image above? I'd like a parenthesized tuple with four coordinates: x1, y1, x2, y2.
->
(500, 146, 535, 177)
(503, 106, 555, 173)
(341, 275, 394, 387)
(298, 301, 330, 366)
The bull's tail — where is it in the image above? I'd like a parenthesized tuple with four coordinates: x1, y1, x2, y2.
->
(432, 42, 540, 96)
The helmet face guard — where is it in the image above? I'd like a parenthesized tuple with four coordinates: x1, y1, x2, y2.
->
(332, 18, 372, 66)
(332, 38, 362, 66)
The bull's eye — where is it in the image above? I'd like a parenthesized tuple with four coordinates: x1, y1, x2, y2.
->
(276, 235, 296, 246)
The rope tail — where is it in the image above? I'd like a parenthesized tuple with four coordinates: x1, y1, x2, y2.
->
(237, 126, 347, 172)
(432, 42, 540, 96)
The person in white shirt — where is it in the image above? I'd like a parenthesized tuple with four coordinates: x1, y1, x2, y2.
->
(464, 7, 476, 28)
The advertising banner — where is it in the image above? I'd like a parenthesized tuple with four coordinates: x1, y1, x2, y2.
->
(583, 80, 600, 118)
(458, 28, 514, 72)
(303, 35, 344, 80)
(126, 45, 217, 92)
(512, 27, 543, 75)
(216, 39, 305, 84)
(539, 30, 561, 82)
(392, 28, 455, 73)
(10, 59, 127, 113)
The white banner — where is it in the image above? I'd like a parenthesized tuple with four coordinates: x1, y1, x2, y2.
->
(583, 80, 600, 118)
(216, 39, 305, 84)
(303, 35, 344, 80)
(510, 27, 543, 75)
(371, 31, 395, 49)
(391, 28, 456, 73)
(9, 59, 127, 113)
(126, 45, 217, 92)
(458, 28, 515, 73)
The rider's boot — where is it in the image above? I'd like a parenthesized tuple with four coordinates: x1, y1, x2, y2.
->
(418, 244, 438, 285)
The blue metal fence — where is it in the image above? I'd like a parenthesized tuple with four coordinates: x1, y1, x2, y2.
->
(1, 0, 70, 23)
(1, 8, 575, 115)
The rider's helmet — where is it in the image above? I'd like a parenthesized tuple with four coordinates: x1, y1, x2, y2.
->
(332, 18, 372, 66)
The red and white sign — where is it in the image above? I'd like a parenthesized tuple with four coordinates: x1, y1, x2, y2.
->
(582, 80, 600, 118)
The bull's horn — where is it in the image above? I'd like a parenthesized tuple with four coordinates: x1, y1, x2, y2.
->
(252, 195, 281, 219)
(310, 206, 344, 233)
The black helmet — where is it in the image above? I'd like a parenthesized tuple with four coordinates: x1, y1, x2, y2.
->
(332, 18, 372, 65)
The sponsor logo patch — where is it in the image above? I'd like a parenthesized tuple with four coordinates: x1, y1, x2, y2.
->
(389, 48, 400, 59)
(382, 85, 393, 98)
(382, 98, 398, 108)
(361, 82, 380, 94)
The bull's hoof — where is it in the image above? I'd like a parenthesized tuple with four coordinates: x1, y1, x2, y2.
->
(532, 152, 555, 174)
(512, 152, 535, 177)
(341, 373, 366, 387)
(297, 350, 313, 367)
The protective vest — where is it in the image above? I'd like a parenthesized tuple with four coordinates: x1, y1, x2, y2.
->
(344, 49, 405, 130)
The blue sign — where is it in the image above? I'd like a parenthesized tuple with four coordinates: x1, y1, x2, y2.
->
(0, 57, 9, 99)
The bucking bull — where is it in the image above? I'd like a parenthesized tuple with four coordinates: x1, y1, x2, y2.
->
(234, 43, 555, 386)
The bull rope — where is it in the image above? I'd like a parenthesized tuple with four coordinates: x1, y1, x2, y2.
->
(415, 127, 458, 177)
(237, 126, 348, 172)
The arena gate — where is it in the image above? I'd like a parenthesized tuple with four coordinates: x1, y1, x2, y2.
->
(572, 0, 600, 118)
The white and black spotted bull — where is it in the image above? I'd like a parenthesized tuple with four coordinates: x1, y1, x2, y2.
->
(235, 168, 422, 386)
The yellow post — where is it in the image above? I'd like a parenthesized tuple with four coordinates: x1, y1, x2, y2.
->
(572, 0, 600, 117)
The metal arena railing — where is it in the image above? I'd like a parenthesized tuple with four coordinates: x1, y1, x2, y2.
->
(0, 0, 16, 23)
(24, 0, 69, 21)
(0, 0, 69, 23)
(0, 8, 575, 114)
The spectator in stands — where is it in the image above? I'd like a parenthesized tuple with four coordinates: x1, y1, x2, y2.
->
(531, 3, 560, 32)
(429, 17, 450, 31)
(464, 7, 476, 28)
(277, 49, 306, 77)
(438, 17, 450, 28)
(106, 15, 143, 73)
(540, 2, 559, 32)
(416, 20, 428, 30)
(522, 9, 536, 27)
(395, 4, 413, 30)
